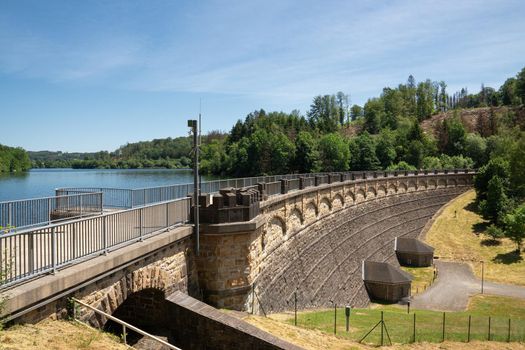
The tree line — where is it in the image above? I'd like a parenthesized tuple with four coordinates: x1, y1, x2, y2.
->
(0, 144, 31, 173)
(200, 67, 525, 177)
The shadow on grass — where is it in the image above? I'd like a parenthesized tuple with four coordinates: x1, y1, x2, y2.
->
(464, 201, 479, 213)
(472, 222, 489, 234)
(492, 250, 523, 264)
(481, 239, 502, 247)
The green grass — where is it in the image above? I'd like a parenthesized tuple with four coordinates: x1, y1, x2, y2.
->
(287, 295, 525, 345)
(400, 266, 436, 295)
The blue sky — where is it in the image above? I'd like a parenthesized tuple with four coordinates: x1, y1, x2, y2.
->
(1, 0, 524, 152)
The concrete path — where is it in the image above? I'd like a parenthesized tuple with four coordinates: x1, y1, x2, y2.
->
(411, 261, 525, 311)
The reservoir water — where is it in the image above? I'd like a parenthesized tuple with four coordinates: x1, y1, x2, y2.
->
(0, 168, 212, 202)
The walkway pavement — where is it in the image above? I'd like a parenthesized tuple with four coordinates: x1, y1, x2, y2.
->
(411, 260, 525, 311)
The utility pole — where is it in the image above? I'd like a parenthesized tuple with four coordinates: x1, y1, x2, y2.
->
(188, 119, 200, 255)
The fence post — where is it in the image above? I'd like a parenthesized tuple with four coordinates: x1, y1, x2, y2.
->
(413, 313, 416, 343)
(294, 291, 297, 326)
(28, 232, 34, 273)
(52, 226, 57, 274)
(488, 316, 491, 341)
(381, 311, 384, 346)
(79, 195, 83, 218)
(333, 303, 337, 335)
(7, 202, 12, 227)
(467, 315, 471, 342)
(251, 283, 255, 314)
(507, 318, 511, 342)
(166, 202, 169, 227)
(442, 312, 446, 342)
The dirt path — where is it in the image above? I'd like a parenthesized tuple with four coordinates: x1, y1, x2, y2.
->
(411, 261, 525, 311)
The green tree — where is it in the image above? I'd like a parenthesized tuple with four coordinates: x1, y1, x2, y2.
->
(416, 80, 435, 120)
(308, 95, 339, 133)
(350, 104, 363, 121)
(516, 66, 525, 104)
(349, 132, 380, 170)
(375, 130, 397, 168)
(464, 133, 488, 167)
(504, 204, 525, 252)
(499, 77, 518, 105)
(509, 135, 525, 197)
(336, 91, 349, 125)
(439, 116, 466, 155)
(474, 158, 510, 201)
(386, 161, 416, 171)
(363, 98, 384, 134)
(293, 131, 320, 173)
(478, 176, 510, 225)
(318, 133, 349, 171)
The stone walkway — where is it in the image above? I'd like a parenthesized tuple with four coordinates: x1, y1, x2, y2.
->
(411, 260, 525, 311)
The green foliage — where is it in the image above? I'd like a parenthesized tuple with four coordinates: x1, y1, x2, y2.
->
(350, 104, 363, 121)
(386, 161, 416, 171)
(293, 131, 321, 173)
(503, 204, 525, 252)
(349, 132, 380, 170)
(318, 133, 349, 172)
(438, 115, 466, 155)
(416, 80, 435, 120)
(308, 95, 340, 133)
(485, 225, 504, 241)
(363, 98, 384, 134)
(375, 130, 397, 168)
(478, 175, 510, 225)
(516, 67, 525, 105)
(474, 158, 510, 202)
(464, 133, 487, 167)
(0, 144, 31, 173)
(509, 135, 525, 197)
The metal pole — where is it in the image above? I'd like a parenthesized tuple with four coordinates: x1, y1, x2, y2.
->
(188, 119, 200, 255)
(122, 324, 127, 345)
(294, 291, 297, 326)
(52, 227, 57, 274)
(333, 303, 337, 335)
(481, 261, 484, 294)
(507, 318, 511, 342)
(488, 316, 491, 341)
(381, 311, 384, 346)
(345, 306, 351, 332)
(442, 312, 446, 342)
(467, 315, 471, 342)
(413, 313, 416, 343)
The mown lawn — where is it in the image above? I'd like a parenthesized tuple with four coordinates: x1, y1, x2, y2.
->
(425, 190, 525, 286)
(284, 295, 525, 345)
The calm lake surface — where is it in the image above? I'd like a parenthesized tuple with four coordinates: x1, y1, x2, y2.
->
(0, 168, 213, 202)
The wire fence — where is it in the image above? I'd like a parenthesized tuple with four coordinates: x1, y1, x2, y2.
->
(278, 295, 525, 346)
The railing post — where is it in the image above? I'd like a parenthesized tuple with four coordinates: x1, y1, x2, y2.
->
(52, 227, 57, 274)
(122, 324, 127, 345)
(28, 232, 34, 273)
(130, 190, 134, 208)
(7, 202, 12, 227)
(140, 208, 144, 241)
(79, 195, 83, 218)
(166, 202, 169, 227)
(48, 197, 52, 224)
(103, 216, 108, 255)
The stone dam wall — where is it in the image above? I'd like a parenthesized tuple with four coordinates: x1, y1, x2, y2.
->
(197, 173, 473, 313)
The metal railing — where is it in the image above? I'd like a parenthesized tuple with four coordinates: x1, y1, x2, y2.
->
(0, 197, 190, 289)
(71, 297, 181, 350)
(0, 192, 103, 233)
(56, 169, 475, 210)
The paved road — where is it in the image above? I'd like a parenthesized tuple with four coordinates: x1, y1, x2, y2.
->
(411, 261, 525, 311)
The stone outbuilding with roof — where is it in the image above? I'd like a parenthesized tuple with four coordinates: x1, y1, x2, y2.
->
(362, 261, 412, 302)
(395, 237, 434, 267)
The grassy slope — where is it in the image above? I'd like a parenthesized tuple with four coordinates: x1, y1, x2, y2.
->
(425, 190, 525, 286)
(0, 320, 128, 350)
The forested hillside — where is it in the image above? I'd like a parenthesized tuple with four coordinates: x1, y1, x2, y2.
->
(30, 137, 193, 169)
(200, 66, 525, 177)
(0, 144, 31, 173)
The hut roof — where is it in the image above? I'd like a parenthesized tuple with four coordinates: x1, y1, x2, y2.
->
(363, 261, 412, 284)
(395, 237, 434, 254)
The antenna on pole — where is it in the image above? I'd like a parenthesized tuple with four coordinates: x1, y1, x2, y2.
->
(198, 99, 202, 196)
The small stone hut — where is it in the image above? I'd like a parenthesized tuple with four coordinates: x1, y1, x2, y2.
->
(362, 261, 412, 302)
(395, 237, 434, 267)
